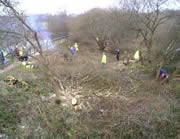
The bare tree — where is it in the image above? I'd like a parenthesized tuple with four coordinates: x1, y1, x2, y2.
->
(120, 0, 171, 63)
(0, 0, 64, 103)
(108, 8, 137, 52)
(47, 12, 69, 39)
(154, 10, 180, 79)
(80, 8, 111, 51)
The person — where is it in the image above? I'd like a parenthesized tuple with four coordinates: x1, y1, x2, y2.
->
(18, 48, 24, 61)
(69, 46, 75, 56)
(25, 62, 34, 69)
(74, 42, 79, 52)
(23, 47, 29, 61)
(3, 50, 7, 62)
(134, 50, 143, 65)
(101, 52, 107, 67)
(134, 50, 140, 61)
(21, 61, 35, 69)
(23, 55, 28, 61)
(159, 69, 168, 81)
(0, 50, 5, 65)
(1, 50, 7, 65)
(116, 49, 120, 61)
(15, 46, 20, 57)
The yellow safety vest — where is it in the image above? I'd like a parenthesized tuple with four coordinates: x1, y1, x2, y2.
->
(26, 65, 31, 69)
(3, 51, 7, 59)
(27, 62, 32, 65)
(134, 50, 140, 61)
(74, 43, 79, 51)
(21, 61, 27, 66)
(19, 51, 23, 56)
(101, 55, 107, 64)
(26, 65, 33, 69)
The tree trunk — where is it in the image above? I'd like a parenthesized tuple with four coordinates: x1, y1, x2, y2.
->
(97, 40, 106, 51)
(147, 47, 152, 64)
(139, 50, 144, 65)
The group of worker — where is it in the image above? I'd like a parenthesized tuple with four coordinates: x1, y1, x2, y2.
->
(1, 42, 168, 81)
(73, 38, 167, 82)
(15, 46, 28, 61)
(15, 46, 37, 69)
(102, 49, 141, 65)
(69, 42, 79, 55)
(101, 49, 168, 81)
(0, 45, 29, 66)
(21, 61, 37, 69)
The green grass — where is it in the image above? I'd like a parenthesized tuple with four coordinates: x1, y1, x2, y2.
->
(0, 80, 179, 138)
(173, 83, 180, 99)
(0, 87, 26, 136)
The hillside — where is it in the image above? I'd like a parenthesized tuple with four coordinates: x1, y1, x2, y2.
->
(0, 45, 180, 139)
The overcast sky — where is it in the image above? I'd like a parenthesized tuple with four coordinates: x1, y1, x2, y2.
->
(19, 0, 116, 15)
(19, 0, 180, 15)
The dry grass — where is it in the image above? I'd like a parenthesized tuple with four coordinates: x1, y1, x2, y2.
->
(79, 93, 177, 138)
(0, 47, 179, 138)
(41, 50, 135, 93)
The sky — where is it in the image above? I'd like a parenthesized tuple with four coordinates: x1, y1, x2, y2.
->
(19, 0, 180, 15)
(19, 0, 115, 15)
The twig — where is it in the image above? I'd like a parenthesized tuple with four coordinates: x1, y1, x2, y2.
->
(38, 107, 52, 129)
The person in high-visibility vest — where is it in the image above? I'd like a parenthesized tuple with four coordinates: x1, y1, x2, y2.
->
(101, 52, 107, 67)
(0, 50, 5, 65)
(1, 50, 7, 65)
(19, 48, 23, 56)
(134, 50, 140, 61)
(134, 50, 143, 64)
(18, 48, 24, 61)
(74, 42, 79, 52)
(26, 64, 34, 69)
(3, 50, 7, 60)
(21, 61, 35, 69)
